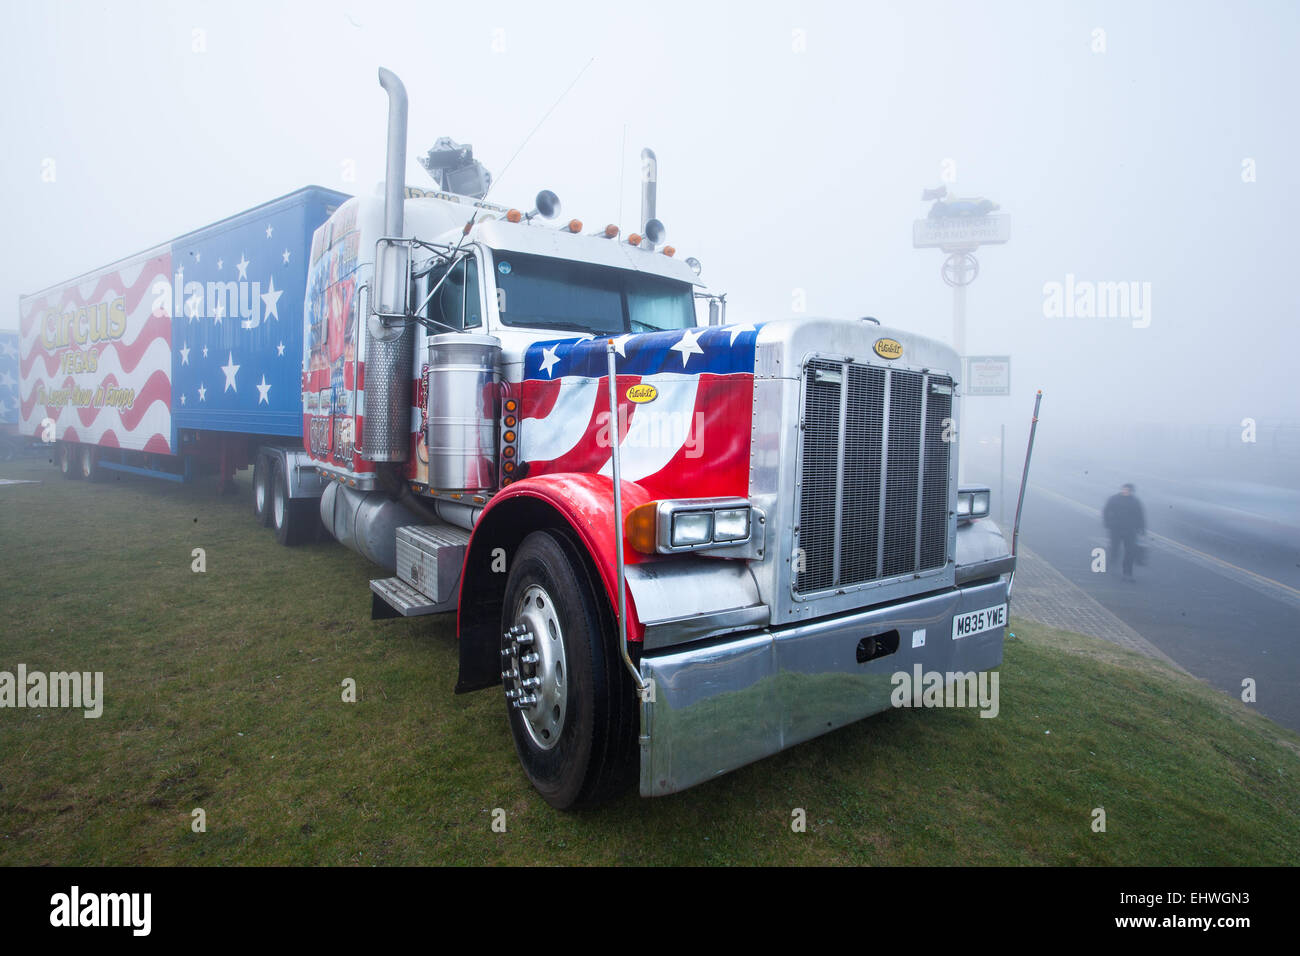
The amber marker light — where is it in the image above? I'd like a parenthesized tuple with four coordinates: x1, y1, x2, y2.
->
(627, 233, 642, 246)
(506, 209, 523, 223)
(625, 501, 660, 554)
(566, 219, 583, 233)
(662, 246, 676, 257)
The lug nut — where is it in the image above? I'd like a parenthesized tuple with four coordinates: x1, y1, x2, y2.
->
(521, 652, 539, 665)
(521, 676, 541, 689)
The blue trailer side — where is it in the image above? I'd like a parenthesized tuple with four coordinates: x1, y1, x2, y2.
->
(169, 186, 350, 445)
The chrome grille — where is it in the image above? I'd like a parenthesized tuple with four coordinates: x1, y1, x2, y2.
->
(796, 359, 952, 595)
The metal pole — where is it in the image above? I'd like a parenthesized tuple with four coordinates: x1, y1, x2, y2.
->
(1011, 390, 1043, 558)
(953, 277, 967, 358)
(606, 340, 647, 692)
(999, 422, 1006, 528)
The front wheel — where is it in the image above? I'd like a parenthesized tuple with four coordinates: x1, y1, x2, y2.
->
(500, 529, 638, 809)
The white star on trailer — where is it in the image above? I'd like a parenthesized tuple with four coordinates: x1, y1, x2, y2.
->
(539, 344, 561, 377)
(670, 327, 705, 367)
(282, 249, 290, 264)
(261, 276, 282, 321)
(236, 254, 249, 280)
(221, 353, 240, 392)
(213, 301, 225, 325)
(276, 342, 285, 356)
(256, 375, 272, 405)
(179, 344, 190, 366)
(202, 346, 208, 358)
(180, 393, 186, 406)
(197, 383, 207, 402)
(265, 224, 274, 238)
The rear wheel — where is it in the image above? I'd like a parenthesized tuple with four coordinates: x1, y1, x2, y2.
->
(500, 529, 637, 809)
(271, 459, 319, 546)
(79, 444, 102, 481)
(58, 442, 80, 480)
(252, 453, 272, 526)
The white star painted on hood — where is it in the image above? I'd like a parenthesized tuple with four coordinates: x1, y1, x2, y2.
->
(236, 254, 249, 280)
(610, 333, 635, 357)
(262, 276, 283, 321)
(256, 375, 272, 405)
(539, 344, 561, 377)
(221, 353, 239, 392)
(726, 322, 756, 346)
(197, 383, 207, 402)
(670, 327, 705, 367)
(179, 344, 190, 366)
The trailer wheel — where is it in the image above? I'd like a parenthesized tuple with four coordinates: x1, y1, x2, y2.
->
(270, 459, 318, 546)
(58, 442, 80, 480)
(79, 444, 102, 482)
(252, 454, 273, 527)
(500, 529, 637, 809)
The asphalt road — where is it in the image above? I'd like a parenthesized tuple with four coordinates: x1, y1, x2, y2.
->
(1010, 460, 1300, 732)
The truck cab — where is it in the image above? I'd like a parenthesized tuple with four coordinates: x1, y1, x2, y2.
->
(290, 70, 1014, 808)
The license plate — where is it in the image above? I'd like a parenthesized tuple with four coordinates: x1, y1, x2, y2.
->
(951, 603, 1007, 640)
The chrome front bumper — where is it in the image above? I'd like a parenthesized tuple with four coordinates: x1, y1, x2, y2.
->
(637, 575, 1010, 797)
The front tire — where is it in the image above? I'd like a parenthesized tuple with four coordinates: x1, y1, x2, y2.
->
(500, 529, 637, 809)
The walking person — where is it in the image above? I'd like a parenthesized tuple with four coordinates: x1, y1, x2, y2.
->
(1103, 483, 1146, 580)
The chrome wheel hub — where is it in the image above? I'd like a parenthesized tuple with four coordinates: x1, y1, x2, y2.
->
(502, 584, 567, 750)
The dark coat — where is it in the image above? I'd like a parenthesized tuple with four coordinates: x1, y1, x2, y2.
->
(1103, 493, 1145, 533)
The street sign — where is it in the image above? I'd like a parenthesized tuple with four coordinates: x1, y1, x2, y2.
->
(913, 214, 1011, 249)
(965, 355, 1011, 396)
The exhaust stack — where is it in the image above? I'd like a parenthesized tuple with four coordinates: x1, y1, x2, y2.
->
(640, 147, 657, 251)
(363, 67, 414, 463)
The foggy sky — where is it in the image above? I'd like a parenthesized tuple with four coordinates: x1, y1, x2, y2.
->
(3, 0, 1297, 447)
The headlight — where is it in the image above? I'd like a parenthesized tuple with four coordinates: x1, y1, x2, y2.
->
(957, 486, 991, 520)
(671, 511, 714, 548)
(627, 498, 754, 554)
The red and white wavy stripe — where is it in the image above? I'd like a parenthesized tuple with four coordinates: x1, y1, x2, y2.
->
(19, 250, 172, 452)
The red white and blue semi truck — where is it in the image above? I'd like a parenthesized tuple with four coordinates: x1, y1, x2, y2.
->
(18, 69, 1014, 808)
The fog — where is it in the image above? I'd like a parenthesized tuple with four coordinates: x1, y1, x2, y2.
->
(3, 0, 1298, 491)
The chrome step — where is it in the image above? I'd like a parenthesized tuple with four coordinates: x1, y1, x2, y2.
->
(369, 575, 453, 619)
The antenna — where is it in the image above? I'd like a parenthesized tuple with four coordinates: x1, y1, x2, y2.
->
(452, 56, 596, 249)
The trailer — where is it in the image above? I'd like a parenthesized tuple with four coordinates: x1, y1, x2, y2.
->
(19, 186, 347, 487)
(19, 69, 1015, 809)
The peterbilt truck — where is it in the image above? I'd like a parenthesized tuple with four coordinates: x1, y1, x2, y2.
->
(20, 69, 1015, 808)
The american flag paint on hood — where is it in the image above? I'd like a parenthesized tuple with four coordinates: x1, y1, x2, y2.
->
(519, 323, 763, 501)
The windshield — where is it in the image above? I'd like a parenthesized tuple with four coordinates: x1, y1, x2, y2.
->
(491, 251, 695, 334)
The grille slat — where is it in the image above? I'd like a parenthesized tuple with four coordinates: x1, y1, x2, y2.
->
(796, 360, 951, 595)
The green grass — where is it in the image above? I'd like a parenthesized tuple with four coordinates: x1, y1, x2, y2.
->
(1, 453, 1297, 865)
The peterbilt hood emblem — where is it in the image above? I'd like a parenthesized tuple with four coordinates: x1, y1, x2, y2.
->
(626, 384, 658, 404)
(873, 337, 904, 360)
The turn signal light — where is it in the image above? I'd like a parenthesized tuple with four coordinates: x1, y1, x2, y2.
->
(625, 502, 659, 555)
(507, 209, 523, 223)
